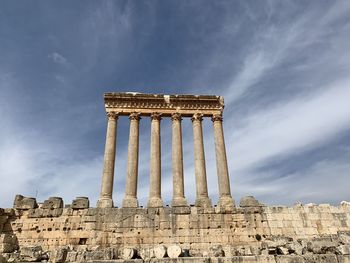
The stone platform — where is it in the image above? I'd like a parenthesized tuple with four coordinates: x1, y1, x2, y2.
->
(1, 196, 350, 262)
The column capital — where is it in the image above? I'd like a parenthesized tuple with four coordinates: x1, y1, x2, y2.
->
(129, 112, 141, 121)
(150, 112, 162, 121)
(211, 113, 223, 122)
(191, 113, 203, 122)
(171, 112, 182, 121)
(107, 111, 119, 120)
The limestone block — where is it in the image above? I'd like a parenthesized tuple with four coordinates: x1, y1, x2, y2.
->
(65, 251, 77, 262)
(338, 245, 350, 255)
(338, 255, 350, 263)
(139, 247, 154, 260)
(71, 197, 89, 210)
(285, 242, 304, 255)
(20, 245, 43, 262)
(14, 195, 38, 210)
(276, 255, 305, 263)
(154, 245, 167, 259)
(304, 254, 338, 263)
(121, 247, 136, 260)
(42, 197, 64, 209)
(207, 245, 224, 257)
(240, 196, 261, 208)
(167, 244, 183, 258)
(49, 247, 68, 263)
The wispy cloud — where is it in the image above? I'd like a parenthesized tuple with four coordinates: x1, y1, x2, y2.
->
(48, 52, 67, 65)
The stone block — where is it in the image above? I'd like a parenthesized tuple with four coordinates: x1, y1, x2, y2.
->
(338, 255, 350, 263)
(20, 245, 43, 262)
(71, 197, 89, 210)
(13, 195, 38, 210)
(303, 254, 338, 263)
(49, 247, 68, 263)
(42, 197, 64, 209)
(338, 245, 350, 255)
(276, 255, 305, 263)
(240, 196, 261, 208)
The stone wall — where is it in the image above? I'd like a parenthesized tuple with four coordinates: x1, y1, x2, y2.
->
(1, 196, 350, 262)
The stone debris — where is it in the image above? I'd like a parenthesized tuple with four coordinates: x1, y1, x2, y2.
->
(13, 195, 38, 210)
(239, 196, 262, 207)
(71, 197, 89, 210)
(167, 245, 183, 258)
(42, 197, 64, 210)
(154, 245, 167, 259)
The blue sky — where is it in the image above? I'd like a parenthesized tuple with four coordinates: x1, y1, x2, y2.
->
(1, 1, 350, 208)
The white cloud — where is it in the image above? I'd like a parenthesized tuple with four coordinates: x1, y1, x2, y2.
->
(48, 52, 67, 64)
(227, 81, 350, 172)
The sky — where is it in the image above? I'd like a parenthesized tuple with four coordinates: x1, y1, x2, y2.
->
(1, 1, 350, 208)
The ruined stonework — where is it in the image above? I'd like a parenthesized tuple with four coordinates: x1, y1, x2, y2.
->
(1, 93, 350, 263)
(1, 198, 350, 262)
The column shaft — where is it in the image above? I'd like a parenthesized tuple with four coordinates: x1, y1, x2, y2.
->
(212, 114, 235, 208)
(148, 113, 163, 207)
(97, 112, 118, 208)
(171, 113, 188, 207)
(192, 113, 212, 207)
(122, 113, 141, 208)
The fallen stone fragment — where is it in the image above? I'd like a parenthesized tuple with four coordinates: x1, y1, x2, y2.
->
(121, 247, 136, 260)
(154, 245, 167, 259)
(167, 244, 183, 258)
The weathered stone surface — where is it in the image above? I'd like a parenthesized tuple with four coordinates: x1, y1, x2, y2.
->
(121, 247, 136, 260)
(42, 197, 63, 209)
(303, 254, 338, 263)
(338, 245, 350, 255)
(13, 195, 38, 210)
(338, 255, 350, 263)
(167, 245, 183, 258)
(49, 247, 67, 263)
(139, 247, 154, 260)
(209, 245, 224, 257)
(0, 255, 7, 263)
(0, 234, 18, 253)
(276, 255, 305, 263)
(240, 196, 261, 207)
(20, 245, 43, 262)
(154, 245, 167, 259)
(71, 197, 89, 209)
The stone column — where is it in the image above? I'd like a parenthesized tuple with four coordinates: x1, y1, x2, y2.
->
(212, 114, 235, 208)
(122, 112, 141, 208)
(97, 111, 118, 208)
(148, 112, 163, 207)
(171, 113, 188, 207)
(192, 113, 212, 207)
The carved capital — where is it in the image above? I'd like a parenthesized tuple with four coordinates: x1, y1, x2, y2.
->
(106, 111, 118, 120)
(150, 112, 162, 121)
(211, 113, 223, 122)
(129, 112, 141, 121)
(171, 113, 182, 121)
(191, 113, 203, 122)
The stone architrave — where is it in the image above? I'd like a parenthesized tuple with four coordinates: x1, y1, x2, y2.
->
(122, 112, 141, 208)
(97, 111, 118, 208)
(212, 113, 235, 208)
(171, 113, 188, 207)
(148, 112, 163, 208)
(191, 113, 212, 208)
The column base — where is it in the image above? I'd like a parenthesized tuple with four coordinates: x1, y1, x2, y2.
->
(171, 197, 189, 207)
(218, 195, 235, 208)
(148, 197, 163, 208)
(122, 196, 138, 208)
(195, 196, 212, 208)
(97, 197, 113, 208)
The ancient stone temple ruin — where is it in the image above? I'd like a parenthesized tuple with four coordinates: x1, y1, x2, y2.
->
(97, 93, 233, 209)
(1, 93, 350, 263)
